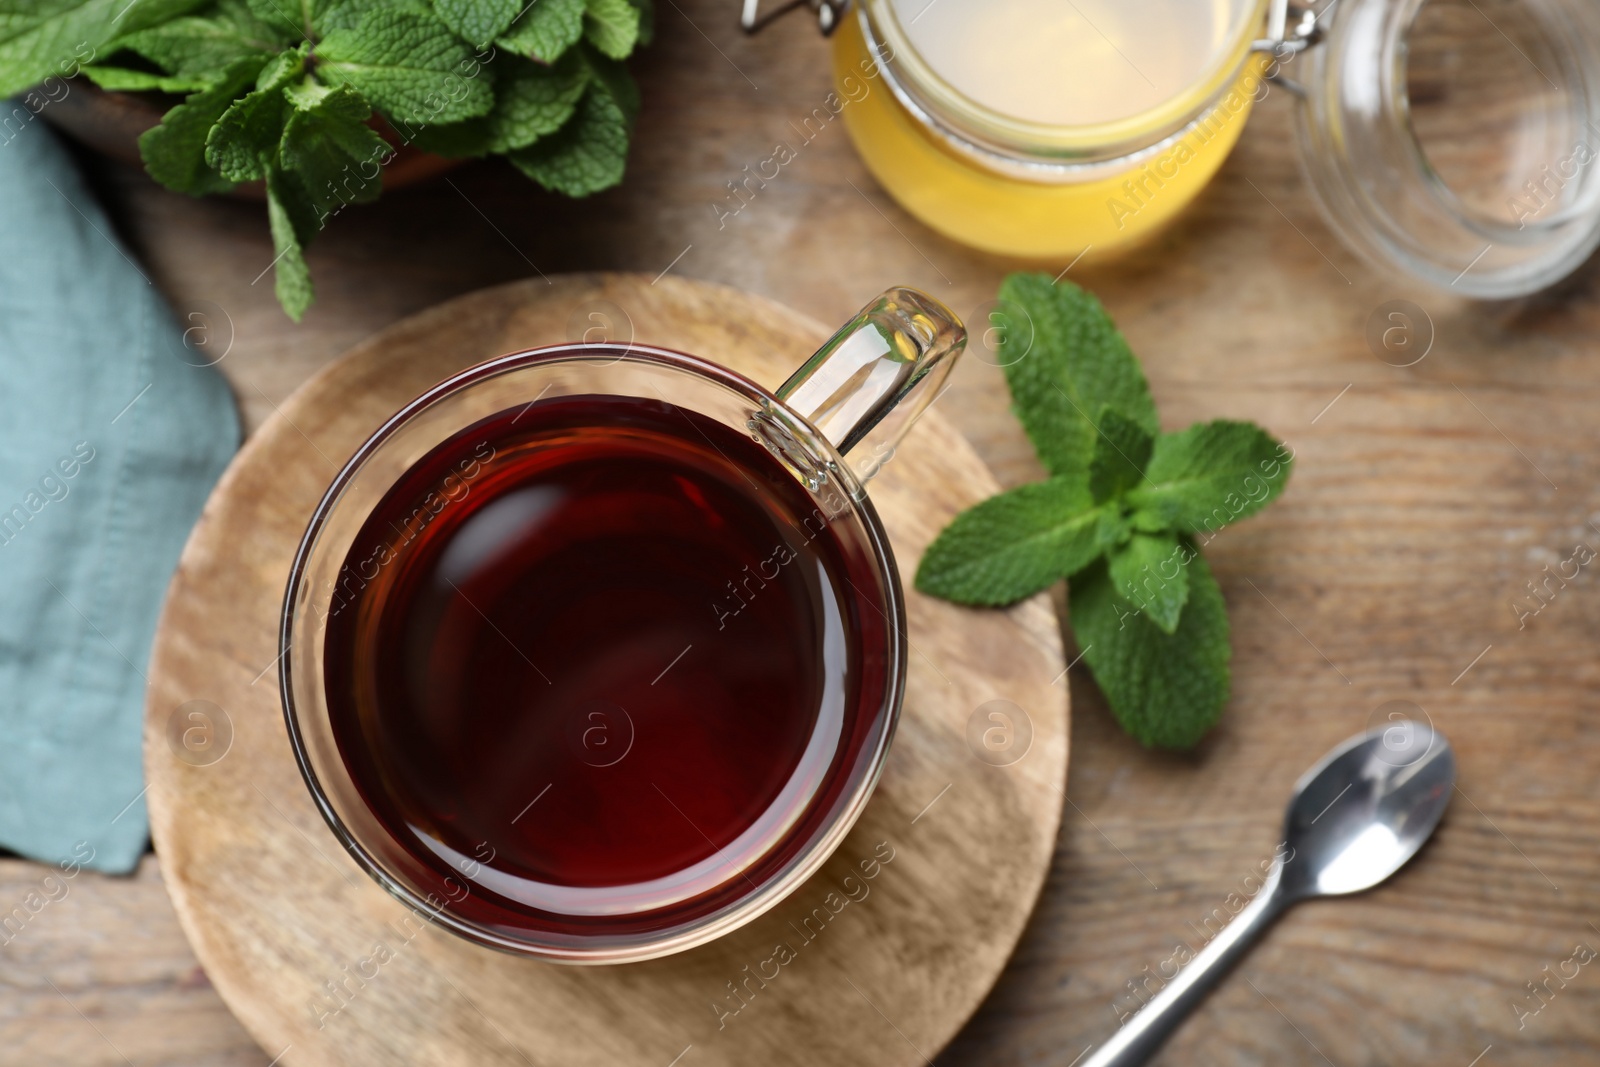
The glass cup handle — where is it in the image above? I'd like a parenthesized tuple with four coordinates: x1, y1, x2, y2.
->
(776, 287, 966, 484)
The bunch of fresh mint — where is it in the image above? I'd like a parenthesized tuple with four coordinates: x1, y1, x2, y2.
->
(916, 274, 1292, 749)
(0, 0, 651, 320)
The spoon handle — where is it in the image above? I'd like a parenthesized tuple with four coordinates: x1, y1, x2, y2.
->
(1080, 864, 1288, 1067)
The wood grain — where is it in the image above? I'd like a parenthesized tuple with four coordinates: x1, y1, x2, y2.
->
(141, 274, 1066, 1067)
(0, 856, 251, 1067)
(6, 0, 1600, 1062)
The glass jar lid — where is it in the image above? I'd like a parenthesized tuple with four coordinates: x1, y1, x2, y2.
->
(1296, 0, 1600, 298)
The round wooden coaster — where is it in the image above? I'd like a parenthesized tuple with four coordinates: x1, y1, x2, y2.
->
(143, 274, 1068, 1067)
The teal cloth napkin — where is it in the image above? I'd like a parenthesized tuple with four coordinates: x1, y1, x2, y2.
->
(0, 119, 240, 874)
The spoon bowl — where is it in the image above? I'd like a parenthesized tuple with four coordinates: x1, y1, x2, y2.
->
(1279, 722, 1455, 900)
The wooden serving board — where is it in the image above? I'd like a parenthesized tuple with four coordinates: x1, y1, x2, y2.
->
(142, 273, 1067, 1067)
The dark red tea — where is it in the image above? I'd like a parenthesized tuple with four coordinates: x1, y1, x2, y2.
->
(322, 394, 893, 940)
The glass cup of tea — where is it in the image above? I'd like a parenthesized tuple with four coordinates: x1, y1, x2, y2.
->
(280, 288, 965, 963)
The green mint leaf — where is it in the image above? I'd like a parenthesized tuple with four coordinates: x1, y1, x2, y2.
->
(432, 0, 519, 48)
(138, 53, 267, 194)
(1107, 531, 1189, 634)
(265, 168, 313, 320)
(203, 44, 304, 181)
(496, 0, 582, 62)
(579, 39, 638, 122)
(1097, 508, 1132, 552)
(1070, 550, 1230, 749)
(1126, 420, 1292, 536)
(1129, 510, 1172, 534)
(115, 15, 276, 78)
(1087, 405, 1153, 504)
(318, 9, 494, 127)
(317, 0, 430, 33)
(281, 74, 331, 108)
(914, 478, 1110, 606)
(269, 161, 322, 244)
(279, 82, 389, 220)
(207, 90, 285, 180)
(483, 50, 586, 150)
(998, 274, 1159, 478)
(508, 81, 627, 196)
(403, 50, 587, 157)
(211, 0, 300, 42)
(627, 0, 652, 45)
(113, 0, 216, 35)
(83, 63, 211, 91)
(582, 0, 637, 58)
(0, 0, 208, 92)
(254, 41, 307, 85)
(0, 0, 124, 96)
(400, 114, 492, 156)
(244, 0, 322, 41)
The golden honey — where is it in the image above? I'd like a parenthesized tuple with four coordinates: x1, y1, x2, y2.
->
(834, 0, 1271, 259)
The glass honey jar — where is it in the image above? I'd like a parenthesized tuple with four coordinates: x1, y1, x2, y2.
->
(831, 0, 1279, 259)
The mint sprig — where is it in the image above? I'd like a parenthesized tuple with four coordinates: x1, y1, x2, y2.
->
(0, 0, 651, 320)
(915, 274, 1292, 749)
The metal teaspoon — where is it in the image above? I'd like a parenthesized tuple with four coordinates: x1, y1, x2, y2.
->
(1081, 722, 1456, 1067)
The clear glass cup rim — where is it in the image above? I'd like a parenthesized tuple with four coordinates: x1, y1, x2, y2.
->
(278, 340, 909, 963)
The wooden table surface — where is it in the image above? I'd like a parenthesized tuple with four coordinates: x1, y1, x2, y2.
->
(11, 2, 1600, 1064)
